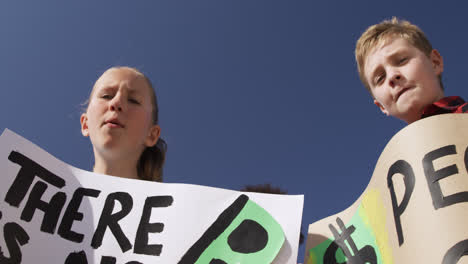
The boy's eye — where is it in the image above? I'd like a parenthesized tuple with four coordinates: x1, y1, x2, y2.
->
(398, 57, 408, 64)
(375, 73, 385, 85)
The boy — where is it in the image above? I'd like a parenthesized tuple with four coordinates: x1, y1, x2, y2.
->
(355, 17, 468, 124)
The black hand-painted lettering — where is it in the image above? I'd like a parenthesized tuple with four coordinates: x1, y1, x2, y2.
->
(59, 188, 101, 243)
(64, 250, 88, 264)
(423, 145, 468, 209)
(443, 239, 468, 264)
(323, 241, 341, 264)
(228, 219, 268, 253)
(5, 151, 65, 207)
(178, 194, 249, 264)
(91, 192, 133, 253)
(465, 145, 468, 179)
(100, 256, 116, 264)
(323, 217, 377, 264)
(100, 257, 142, 264)
(0, 223, 30, 264)
(20, 181, 66, 234)
(210, 259, 227, 264)
(134, 196, 173, 256)
(387, 159, 415, 246)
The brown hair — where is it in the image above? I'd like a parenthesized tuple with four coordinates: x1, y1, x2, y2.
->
(240, 184, 287, 194)
(355, 17, 441, 94)
(137, 71, 167, 182)
(85, 66, 167, 182)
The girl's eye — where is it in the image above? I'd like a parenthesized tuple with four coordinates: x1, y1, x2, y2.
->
(129, 98, 140, 104)
(101, 94, 113, 99)
(398, 57, 408, 64)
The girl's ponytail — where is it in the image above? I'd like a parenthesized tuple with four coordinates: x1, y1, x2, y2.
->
(137, 71, 167, 182)
(137, 137, 167, 182)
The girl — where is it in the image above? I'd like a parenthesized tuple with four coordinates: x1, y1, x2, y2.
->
(80, 66, 167, 181)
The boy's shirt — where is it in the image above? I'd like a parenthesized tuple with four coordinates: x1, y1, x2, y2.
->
(421, 96, 468, 119)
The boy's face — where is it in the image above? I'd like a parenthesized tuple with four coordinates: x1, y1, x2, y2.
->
(364, 37, 444, 124)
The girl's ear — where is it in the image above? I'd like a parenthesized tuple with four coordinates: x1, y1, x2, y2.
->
(145, 124, 161, 147)
(80, 113, 90, 137)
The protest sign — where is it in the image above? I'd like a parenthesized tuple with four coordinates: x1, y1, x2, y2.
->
(0, 129, 303, 263)
(305, 114, 468, 263)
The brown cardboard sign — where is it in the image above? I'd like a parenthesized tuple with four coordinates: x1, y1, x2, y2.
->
(305, 114, 468, 264)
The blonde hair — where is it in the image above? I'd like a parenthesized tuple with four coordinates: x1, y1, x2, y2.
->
(85, 66, 167, 182)
(355, 17, 440, 93)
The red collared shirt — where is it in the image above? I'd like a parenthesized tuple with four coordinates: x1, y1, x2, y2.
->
(421, 96, 468, 119)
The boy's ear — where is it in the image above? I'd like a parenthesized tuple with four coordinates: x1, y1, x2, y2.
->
(145, 124, 161, 147)
(374, 100, 389, 116)
(430, 49, 444, 75)
(80, 113, 89, 137)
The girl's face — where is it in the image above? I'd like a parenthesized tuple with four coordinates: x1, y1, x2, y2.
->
(81, 68, 160, 161)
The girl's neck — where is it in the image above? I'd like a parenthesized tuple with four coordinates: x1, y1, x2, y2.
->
(93, 155, 139, 180)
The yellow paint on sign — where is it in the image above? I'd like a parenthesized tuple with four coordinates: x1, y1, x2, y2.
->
(359, 189, 394, 264)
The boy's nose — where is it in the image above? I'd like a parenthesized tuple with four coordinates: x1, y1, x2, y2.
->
(388, 72, 402, 88)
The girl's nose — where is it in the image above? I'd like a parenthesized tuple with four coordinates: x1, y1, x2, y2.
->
(109, 94, 126, 112)
(110, 103, 122, 112)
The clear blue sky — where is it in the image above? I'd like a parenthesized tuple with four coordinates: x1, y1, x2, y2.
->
(1, 1, 467, 262)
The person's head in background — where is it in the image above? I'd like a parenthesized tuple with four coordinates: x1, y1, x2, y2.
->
(240, 183, 304, 245)
(80, 66, 167, 181)
(355, 17, 444, 124)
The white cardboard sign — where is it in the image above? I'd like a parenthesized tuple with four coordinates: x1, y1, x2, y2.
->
(0, 129, 303, 264)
